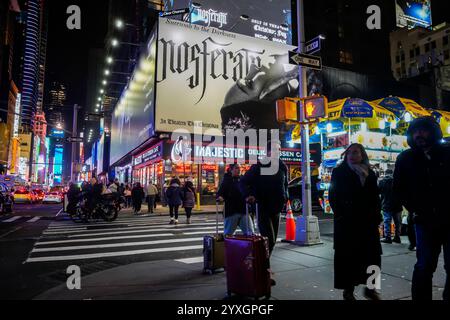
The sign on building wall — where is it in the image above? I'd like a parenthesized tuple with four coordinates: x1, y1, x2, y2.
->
(155, 18, 297, 134)
(396, 0, 432, 29)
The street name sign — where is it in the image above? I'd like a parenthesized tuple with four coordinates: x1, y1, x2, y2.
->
(159, 8, 190, 18)
(288, 51, 322, 70)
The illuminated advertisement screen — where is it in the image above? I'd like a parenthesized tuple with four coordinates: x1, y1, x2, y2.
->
(163, 0, 292, 44)
(110, 25, 157, 165)
(156, 18, 297, 134)
(396, 0, 432, 29)
(54, 145, 63, 184)
(97, 134, 104, 175)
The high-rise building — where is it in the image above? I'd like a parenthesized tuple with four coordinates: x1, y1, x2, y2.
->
(21, 0, 43, 131)
(389, 22, 450, 108)
(46, 81, 67, 127)
(0, 0, 25, 175)
(37, 0, 48, 113)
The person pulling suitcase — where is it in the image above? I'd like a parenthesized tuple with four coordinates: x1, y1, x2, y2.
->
(239, 141, 289, 286)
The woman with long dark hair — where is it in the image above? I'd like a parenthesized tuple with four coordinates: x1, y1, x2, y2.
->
(182, 180, 196, 224)
(329, 143, 382, 300)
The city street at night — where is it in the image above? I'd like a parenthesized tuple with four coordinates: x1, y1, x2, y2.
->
(1, 0, 450, 309)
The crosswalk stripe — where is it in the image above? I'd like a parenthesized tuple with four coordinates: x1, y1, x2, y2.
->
(32, 237, 204, 253)
(27, 217, 41, 223)
(50, 216, 212, 227)
(44, 224, 223, 236)
(175, 256, 203, 264)
(60, 226, 221, 239)
(35, 233, 175, 245)
(25, 244, 203, 263)
(45, 221, 223, 233)
(183, 230, 224, 235)
(47, 218, 216, 229)
(2, 216, 22, 223)
(69, 226, 224, 238)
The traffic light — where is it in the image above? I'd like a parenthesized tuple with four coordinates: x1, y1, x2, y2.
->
(303, 96, 328, 120)
(276, 99, 299, 122)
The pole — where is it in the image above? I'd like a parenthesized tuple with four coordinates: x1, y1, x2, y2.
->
(70, 104, 78, 183)
(295, 0, 321, 246)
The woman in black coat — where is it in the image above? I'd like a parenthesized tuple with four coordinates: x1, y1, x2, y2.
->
(329, 143, 382, 300)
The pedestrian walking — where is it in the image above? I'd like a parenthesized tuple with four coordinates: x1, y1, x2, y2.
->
(124, 184, 132, 208)
(165, 178, 183, 224)
(329, 143, 382, 300)
(378, 169, 403, 244)
(131, 182, 145, 215)
(146, 181, 158, 214)
(239, 140, 288, 286)
(217, 164, 254, 236)
(393, 116, 450, 301)
(182, 181, 196, 224)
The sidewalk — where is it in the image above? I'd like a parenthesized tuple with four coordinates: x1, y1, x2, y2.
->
(35, 235, 447, 300)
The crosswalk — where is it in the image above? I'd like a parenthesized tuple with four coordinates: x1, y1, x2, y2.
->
(25, 215, 225, 264)
(0, 215, 43, 223)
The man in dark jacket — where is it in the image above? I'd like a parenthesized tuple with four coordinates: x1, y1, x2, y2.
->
(239, 140, 289, 286)
(393, 116, 450, 301)
(378, 169, 403, 244)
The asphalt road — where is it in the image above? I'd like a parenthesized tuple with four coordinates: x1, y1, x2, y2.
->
(0, 203, 333, 300)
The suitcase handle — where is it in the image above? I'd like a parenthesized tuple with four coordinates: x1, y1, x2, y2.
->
(215, 200, 223, 236)
(246, 202, 258, 236)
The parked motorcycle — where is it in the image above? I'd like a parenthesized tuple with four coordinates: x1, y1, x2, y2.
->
(69, 193, 120, 223)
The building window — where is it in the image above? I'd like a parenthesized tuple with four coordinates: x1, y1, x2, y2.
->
(425, 43, 430, 52)
(339, 50, 353, 64)
(338, 25, 344, 38)
(444, 35, 449, 46)
(445, 50, 450, 61)
(431, 41, 436, 49)
(401, 53, 405, 61)
(415, 47, 420, 56)
(395, 55, 400, 63)
(409, 49, 414, 58)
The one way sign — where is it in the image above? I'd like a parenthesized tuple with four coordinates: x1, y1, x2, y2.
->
(288, 51, 322, 70)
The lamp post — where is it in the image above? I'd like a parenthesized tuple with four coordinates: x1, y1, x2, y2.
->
(295, 0, 321, 246)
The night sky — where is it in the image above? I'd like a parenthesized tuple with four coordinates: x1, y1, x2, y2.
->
(46, 0, 109, 107)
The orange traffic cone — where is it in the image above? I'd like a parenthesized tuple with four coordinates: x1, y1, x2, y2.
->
(285, 200, 296, 241)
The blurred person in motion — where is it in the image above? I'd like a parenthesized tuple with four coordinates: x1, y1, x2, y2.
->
(378, 169, 403, 244)
(131, 182, 145, 215)
(329, 143, 382, 300)
(217, 164, 254, 236)
(239, 140, 288, 286)
(393, 116, 450, 301)
(146, 181, 159, 214)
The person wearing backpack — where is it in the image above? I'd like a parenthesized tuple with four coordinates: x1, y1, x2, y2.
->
(182, 181, 196, 224)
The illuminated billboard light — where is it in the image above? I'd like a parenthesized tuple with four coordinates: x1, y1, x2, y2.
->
(396, 0, 432, 29)
(13, 93, 22, 137)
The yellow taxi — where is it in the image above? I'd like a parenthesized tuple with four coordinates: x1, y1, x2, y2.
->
(13, 188, 33, 204)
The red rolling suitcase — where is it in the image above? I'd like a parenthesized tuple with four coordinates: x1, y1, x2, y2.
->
(224, 204, 271, 300)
